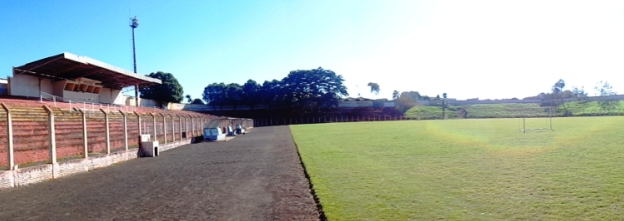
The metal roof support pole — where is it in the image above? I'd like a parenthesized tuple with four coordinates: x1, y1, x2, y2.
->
(78, 109, 88, 158)
(1, 103, 14, 171)
(43, 105, 57, 166)
(100, 109, 110, 155)
(135, 84, 140, 108)
(119, 110, 128, 151)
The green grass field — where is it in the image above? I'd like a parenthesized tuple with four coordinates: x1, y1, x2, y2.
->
(291, 117, 624, 220)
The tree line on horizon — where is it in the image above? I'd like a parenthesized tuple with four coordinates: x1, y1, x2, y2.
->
(138, 70, 618, 114)
(201, 67, 348, 113)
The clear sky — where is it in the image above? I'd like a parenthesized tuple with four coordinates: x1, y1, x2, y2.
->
(1, 0, 623, 101)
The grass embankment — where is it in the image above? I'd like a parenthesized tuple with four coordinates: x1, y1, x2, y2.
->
(405, 101, 624, 119)
(292, 118, 624, 220)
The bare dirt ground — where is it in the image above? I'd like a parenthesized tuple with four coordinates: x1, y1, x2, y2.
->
(0, 126, 319, 221)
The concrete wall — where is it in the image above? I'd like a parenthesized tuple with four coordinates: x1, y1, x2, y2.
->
(140, 98, 159, 108)
(0, 139, 192, 189)
(9, 74, 53, 98)
(339, 100, 374, 108)
(99, 88, 124, 105)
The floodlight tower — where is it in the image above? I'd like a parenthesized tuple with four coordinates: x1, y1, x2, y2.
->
(130, 16, 140, 106)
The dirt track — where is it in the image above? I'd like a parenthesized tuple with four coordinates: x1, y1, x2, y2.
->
(0, 126, 319, 221)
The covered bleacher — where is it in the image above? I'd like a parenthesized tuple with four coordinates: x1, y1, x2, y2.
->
(10, 52, 161, 105)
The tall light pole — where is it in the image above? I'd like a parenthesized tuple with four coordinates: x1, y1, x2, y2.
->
(130, 16, 140, 106)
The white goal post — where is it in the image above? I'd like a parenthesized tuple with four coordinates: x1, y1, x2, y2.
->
(520, 106, 554, 133)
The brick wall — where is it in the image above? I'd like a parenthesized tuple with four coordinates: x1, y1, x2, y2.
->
(0, 98, 225, 189)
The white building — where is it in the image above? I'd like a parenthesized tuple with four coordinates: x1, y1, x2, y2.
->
(9, 52, 161, 105)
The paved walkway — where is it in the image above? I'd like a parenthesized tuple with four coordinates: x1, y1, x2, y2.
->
(0, 126, 318, 221)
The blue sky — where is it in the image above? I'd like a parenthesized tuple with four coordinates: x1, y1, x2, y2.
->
(1, 0, 623, 101)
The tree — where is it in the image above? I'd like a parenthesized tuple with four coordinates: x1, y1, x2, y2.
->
(140, 71, 184, 108)
(550, 79, 566, 108)
(202, 82, 227, 110)
(392, 90, 399, 100)
(442, 93, 448, 118)
(242, 79, 261, 110)
(571, 86, 588, 101)
(368, 82, 380, 97)
(281, 67, 348, 111)
(191, 98, 204, 105)
(225, 83, 243, 110)
(395, 91, 422, 113)
(594, 81, 617, 110)
(185, 94, 192, 103)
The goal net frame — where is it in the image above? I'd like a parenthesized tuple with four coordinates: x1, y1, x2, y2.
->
(520, 106, 554, 133)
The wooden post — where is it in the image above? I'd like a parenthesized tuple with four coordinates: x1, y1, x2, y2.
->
(178, 115, 182, 140)
(134, 111, 142, 135)
(78, 109, 88, 158)
(191, 117, 195, 138)
(184, 116, 188, 138)
(100, 109, 111, 154)
(119, 110, 128, 150)
(149, 113, 157, 142)
(161, 113, 167, 144)
(42, 105, 57, 164)
(1, 103, 14, 170)
(169, 114, 174, 140)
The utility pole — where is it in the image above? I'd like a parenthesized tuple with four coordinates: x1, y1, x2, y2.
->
(130, 16, 140, 107)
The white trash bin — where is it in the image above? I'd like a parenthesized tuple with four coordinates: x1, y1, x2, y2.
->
(139, 134, 159, 157)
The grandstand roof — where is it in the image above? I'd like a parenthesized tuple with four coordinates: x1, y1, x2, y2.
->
(12, 52, 161, 89)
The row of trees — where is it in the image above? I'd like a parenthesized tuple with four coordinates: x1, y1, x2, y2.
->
(202, 67, 348, 112)
(136, 71, 619, 116)
(535, 79, 618, 110)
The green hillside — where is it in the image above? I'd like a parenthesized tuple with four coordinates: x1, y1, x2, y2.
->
(404, 101, 624, 119)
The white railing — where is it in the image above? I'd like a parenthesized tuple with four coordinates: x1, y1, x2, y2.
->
(69, 101, 136, 116)
(39, 92, 62, 106)
(40, 92, 138, 113)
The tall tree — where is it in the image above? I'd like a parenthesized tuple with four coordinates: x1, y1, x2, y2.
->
(594, 81, 617, 110)
(392, 90, 400, 100)
(551, 79, 566, 109)
(191, 98, 204, 105)
(242, 79, 261, 110)
(202, 82, 227, 110)
(571, 86, 588, 101)
(442, 93, 448, 118)
(225, 83, 243, 110)
(258, 79, 285, 110)
(140, 71, 184, 108)
(282, 67, 348, 111)
(368, 82, 380, 97)
(396, 91, 422, 113)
